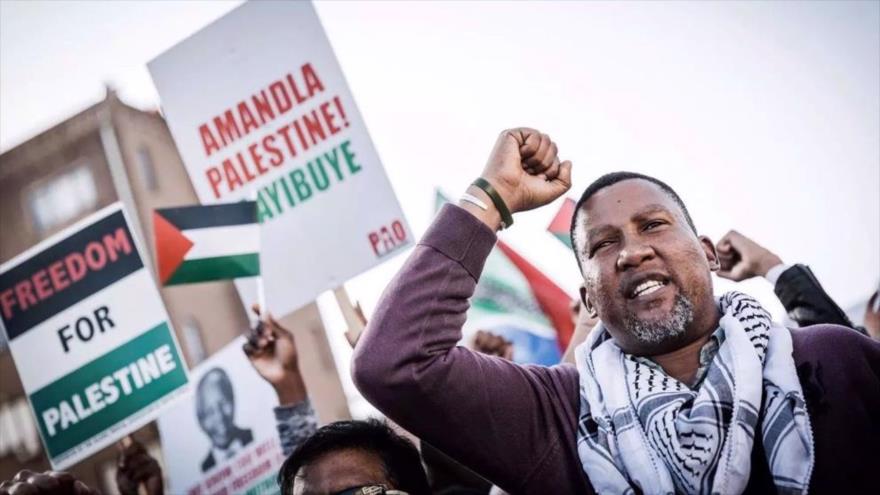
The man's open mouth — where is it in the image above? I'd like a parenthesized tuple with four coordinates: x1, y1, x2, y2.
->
(624, 274, 672, 299)
(632, 280, 666, 297)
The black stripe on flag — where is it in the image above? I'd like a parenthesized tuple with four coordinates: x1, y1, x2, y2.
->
(155, 201, 257, 230)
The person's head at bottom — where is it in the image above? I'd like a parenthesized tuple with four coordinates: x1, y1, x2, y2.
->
(278, 419, 430, 495)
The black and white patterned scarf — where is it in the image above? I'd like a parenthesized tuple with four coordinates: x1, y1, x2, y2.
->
(575, 292, 814, 494)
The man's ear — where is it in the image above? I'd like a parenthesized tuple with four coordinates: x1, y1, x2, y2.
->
(580, 285, 598, 318)
(699, 235, 720, 271)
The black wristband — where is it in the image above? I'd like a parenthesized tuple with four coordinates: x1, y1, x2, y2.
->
(471, 177, 514, 229)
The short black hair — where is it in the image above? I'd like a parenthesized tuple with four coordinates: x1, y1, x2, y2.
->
(277, 419, 430, 495)
(569, 172, 697, 271)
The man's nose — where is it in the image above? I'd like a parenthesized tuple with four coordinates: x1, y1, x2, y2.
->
(616, 239, 655, 270)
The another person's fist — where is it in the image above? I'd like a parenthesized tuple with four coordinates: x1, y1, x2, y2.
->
(116, 437, 163, 495)
(478, 128, 572, 214)
(472, 330, 515, 361)
(0, 470, 96, 495)
(243, 304, 306, 405)
(716, 230, 783, 282)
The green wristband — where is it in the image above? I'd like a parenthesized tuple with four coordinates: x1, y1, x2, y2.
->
(471, 177, 514, 229)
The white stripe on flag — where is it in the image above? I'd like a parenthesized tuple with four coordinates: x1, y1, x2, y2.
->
(183, 224, 259, 260)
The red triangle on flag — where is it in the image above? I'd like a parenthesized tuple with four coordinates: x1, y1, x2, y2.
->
(153, 211, 193, 284)
(547, 197, 576, 235)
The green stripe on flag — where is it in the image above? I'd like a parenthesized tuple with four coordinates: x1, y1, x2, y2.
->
(552, 232, 573, 250)
(166, 253, 260, 285)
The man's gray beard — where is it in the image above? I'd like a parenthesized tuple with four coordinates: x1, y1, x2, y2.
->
(624, 293, 694, 345)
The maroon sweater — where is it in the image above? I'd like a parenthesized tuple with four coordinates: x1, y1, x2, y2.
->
(352, 205, 880, 494)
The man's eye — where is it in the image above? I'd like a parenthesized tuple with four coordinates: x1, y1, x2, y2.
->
(592, 240, 613, 254)
(644, 220, 665, 231)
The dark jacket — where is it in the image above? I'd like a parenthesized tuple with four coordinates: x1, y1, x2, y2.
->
(774, 264, 863, 332)
(352, 204, 880, 494)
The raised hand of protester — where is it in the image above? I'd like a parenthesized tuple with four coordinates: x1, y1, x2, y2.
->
(472, 330, 514, 361)
(116, 436, 163, 495)
(243, 304, 307, 405)
(463, 128, 572, 230)
(716, 230, 783, 282)
(0, 470, 96, 495)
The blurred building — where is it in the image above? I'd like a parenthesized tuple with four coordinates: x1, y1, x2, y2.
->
(0, 89, 350, 491)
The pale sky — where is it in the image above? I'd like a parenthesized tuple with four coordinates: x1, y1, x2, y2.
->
(2, 0, 878, 325)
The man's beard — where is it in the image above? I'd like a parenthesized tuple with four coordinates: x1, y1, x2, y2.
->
(623, 292, 694, 345)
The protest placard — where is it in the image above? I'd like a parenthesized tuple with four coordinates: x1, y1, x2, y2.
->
(158, 337, 286, 495)
(149, 0, 411, 317)
(0, 203, 189, 469)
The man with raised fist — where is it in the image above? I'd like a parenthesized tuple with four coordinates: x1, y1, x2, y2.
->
(351, 128, 880, 494)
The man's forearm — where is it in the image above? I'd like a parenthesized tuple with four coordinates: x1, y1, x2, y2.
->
(351, 203, 497, 424)
(274, 373, 307, 406)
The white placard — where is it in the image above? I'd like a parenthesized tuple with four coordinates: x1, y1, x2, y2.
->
(158, 337, 286, 495)
(149, 0, 411, 317)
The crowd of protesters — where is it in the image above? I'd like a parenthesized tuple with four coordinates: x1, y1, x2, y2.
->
(3, 128, 878, 495)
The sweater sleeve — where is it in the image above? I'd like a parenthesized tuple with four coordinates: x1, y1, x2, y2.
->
(774, 264, 861, 332)
(351, 204, 584, 493)
(274, 398, 318, 457)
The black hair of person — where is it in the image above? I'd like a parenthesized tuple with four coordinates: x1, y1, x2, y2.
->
(277, 419, 431, 495)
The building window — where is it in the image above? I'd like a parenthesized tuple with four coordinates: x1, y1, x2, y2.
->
(28, 165, 98, 234)
(137, 146, 159, 191)
(181, 317, 206, 365)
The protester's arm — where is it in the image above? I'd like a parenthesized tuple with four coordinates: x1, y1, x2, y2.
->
(116, 436, 163, 495)
(243, 305, 317, 456)
(273, 399, 318, 457)
(353, 206, 580, 491)
(352, 129, 584, 492)
(716, 230, 858, 331)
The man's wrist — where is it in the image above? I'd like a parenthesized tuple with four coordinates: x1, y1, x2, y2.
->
(763, 261, 789, 286)
(756, 253, 784, 278)
(458, 185, 503, 232)
(273, 372, 307, 406)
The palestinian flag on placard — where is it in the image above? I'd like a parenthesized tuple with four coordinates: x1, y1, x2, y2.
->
(547, 197, 576, 250)
(435, 191, 574, 364)
(153, 202, 260, 286)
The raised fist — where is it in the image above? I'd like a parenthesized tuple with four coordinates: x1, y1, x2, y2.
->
(479, 128, 572, 214)
(715, 230, 783, 282)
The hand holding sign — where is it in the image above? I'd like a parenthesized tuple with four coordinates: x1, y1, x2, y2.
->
(243, 305, 306, 406)
(479, 128, 573, 214)
(116, 436, 163, 495)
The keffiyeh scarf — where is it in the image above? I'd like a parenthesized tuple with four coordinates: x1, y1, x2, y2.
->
(575, 292, 814, 494)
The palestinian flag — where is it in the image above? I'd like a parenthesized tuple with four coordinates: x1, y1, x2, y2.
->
(435, 191, 574, 364)
(153, 202, 259, 286)
(547, 197, 576, 250)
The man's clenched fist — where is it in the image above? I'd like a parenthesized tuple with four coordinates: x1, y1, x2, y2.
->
(483, 128, 572, 213)
(461, 128, 572, 230)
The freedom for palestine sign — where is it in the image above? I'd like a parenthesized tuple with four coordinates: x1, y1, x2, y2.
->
(149, 0, 412, 316)
(0, 203, 188, 469)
